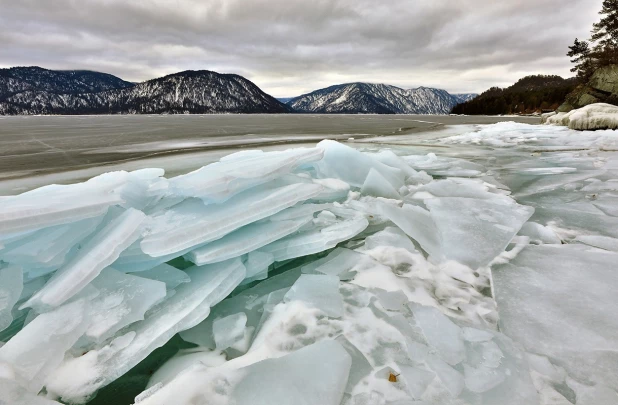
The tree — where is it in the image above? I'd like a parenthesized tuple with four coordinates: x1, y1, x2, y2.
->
(567, 38, 594, 80)
(591, 0, 618, 65)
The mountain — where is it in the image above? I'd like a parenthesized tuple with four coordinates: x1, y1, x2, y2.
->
(451, 75, 578, 115)
(453, 93, 478, 103)
(0, 67, 291, 115)
(286, 83, 469, 114)
(0, 66, 133, 101)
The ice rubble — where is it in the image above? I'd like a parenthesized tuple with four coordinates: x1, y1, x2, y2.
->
(0, 128, 616, 405)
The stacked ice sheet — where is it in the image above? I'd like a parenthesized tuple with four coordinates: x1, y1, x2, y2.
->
(0, 128, 616, 405)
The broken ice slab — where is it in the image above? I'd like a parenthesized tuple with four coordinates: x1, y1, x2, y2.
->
(185, 216, 311, 265)
(361, 168, 401, 199)
(284, 274, 344, 318)
(492, 244, 618, 392)
(412, 306, 465, 365)
(22, 208, 146, 310)
(397, 364, 435, 399)
(259, 217, 369, 262)
(518, 222, 561, 244)
(169, 147, 324, 203)
(84, 268, 167, 343)
(0, 265, 23, 332)
(0, 216, 102, 271)
(335, 335, 373, 394)
(0, 298, 90, 392)
(314, 140, 405, 188)
(212, 312, 248, 351)
(242, 251, 274, 282)
(135, 340, 351, 405)
(0, 378, 63, 405)
(131, 263, 190, 290)
(300, 247, 376, 279)
(44, 258, 246, 404)
(141, 183, 323, 257)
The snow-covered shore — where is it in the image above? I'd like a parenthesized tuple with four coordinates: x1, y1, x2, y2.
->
(1, 120, 617, 405)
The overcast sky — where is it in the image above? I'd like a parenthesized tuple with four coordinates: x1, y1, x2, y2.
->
(0, 0, 602, 97)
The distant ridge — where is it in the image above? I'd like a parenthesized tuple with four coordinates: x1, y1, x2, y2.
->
(0, 67, 291, 115)
(287, 82, 474, 114)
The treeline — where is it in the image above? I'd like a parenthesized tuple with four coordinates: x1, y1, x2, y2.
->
(451, 75, 578, 115)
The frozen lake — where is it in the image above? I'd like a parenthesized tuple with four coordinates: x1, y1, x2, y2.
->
(0, 114, 538, 194)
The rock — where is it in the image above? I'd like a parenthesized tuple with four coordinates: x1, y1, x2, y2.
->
(560, 65, 618, 111)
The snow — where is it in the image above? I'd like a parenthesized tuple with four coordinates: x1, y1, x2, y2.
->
(543, 103, 618, 131)
(1, 119, 618, 405)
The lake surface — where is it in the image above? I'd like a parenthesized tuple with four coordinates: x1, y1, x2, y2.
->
(0, 114, 539, 194)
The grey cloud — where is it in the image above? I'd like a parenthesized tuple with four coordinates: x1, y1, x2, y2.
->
(0, 0, 603, 95)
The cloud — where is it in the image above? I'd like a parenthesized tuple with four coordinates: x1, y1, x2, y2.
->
(0, 0, 603, 95)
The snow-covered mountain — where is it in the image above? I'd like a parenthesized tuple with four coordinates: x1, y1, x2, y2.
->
(287, 83, 475, 114)
(453, 93, 478, 103)
(0, 67, 291, 115)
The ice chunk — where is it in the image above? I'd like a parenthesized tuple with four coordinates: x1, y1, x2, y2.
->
(212, 312, 248, 350)
(301, 248, 375, 279)
(425, 354, 464, 397)
(378, 203, 442, 261)
(518, 222, 561, 244)
(361, 168, 401, 199)
(0, 265, 23, 332)
(146, 347, 227, 389)
(45, 258, 246, 403)
(398, 364, 435, 399)
(141, 183, 323, 257)
(463, 364, 506, 393)
(259, 217, 368, 262)
(575, 235, 618, 252)
(22, 208, 146, 310)
(0, 378, 63, 405)
(0, 216, 102, 269)
(493, 244, 618, 391)
(462, 327, 494, 342)
(363, 227, 418, 253)
(186, 217, 311, 265)
(284, 274, 344, 318)
(335, 335, 373, 394)
(242, 251, 274, 281)
(413, 306, 465, 365)
(170, 147, 324, 203)
(136, 340, 351, 405)
(132, 263, 190, 290)
(0, 298, 89, 392)
(84, 268, 167, 342)
(0, 190, 121, 234)
(315, 140, 405, 188)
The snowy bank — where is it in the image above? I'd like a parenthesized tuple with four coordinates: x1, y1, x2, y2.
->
(542, 103, 618, 130)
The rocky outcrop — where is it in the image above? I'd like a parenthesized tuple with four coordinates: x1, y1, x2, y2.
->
(558, 65, 618, 112)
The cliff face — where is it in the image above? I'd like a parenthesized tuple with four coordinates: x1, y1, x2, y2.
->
(559, 65, 618, 112)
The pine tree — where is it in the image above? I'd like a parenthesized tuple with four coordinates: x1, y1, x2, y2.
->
(591, 0, 618, 65)
(567, 38, 594, 80)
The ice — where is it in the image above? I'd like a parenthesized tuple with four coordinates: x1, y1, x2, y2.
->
(45, 258, 246, 403)
(258, 217, 368, 261)
(84, 268, 166, 342)
(492, 244, 618, 391)
(185, 216, 311, 265)
(169, 147, 324, 203)
(0, 378, 63, 405)
(398, 364, 435, 399)
(284, 274, 344, 318)
(141, 183, 323, 257)
(136, 340, 351, 405)
(22, 208, 146, 310)
(518, 222, 561, 244)
(314, 140, 405, 188)
(301, 247, 376, 279)
(212, 312, 248, 351)
(0, 298, 89, 392)
(242, 251, 274, 282)
(425, 354, 464, 397)
(132, 263, 190, 289)
(335, 335, 373, 394)
(543, 103, 618, 130)
(0, 265, 22, 332)
(361, 168, 401, 199)
(412, 306, 465, 365)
